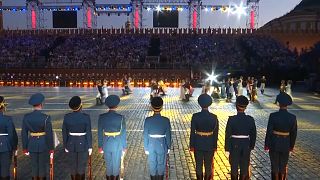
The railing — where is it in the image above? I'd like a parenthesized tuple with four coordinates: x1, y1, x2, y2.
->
(0, 27, 258, 36)
(0, 27, 319, 36)
(0, 68, 191, 87)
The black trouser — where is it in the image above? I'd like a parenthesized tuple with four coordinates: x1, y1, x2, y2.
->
(30, 151, 49, 177)
(69, 151, 89, 175)
(0, 152, 12, 177)
(269, 151, 289, 174)
(194, 150, 214, 177)
(229, 147, 250, 177)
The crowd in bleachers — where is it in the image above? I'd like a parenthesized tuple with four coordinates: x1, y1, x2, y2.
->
(0, 35, 55, 69)
(159, 34, 245, 69)
(47, 34, 150, 69)
(0, 33, 299, 71)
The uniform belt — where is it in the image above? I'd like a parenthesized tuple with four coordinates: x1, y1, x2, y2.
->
(69, 132, 86, 136)
(30, 132, 46, 137)
(195, 131, 213, 136)
(149, 134, 166, 138)
(104, 132, 121, 137)
(231, 135, 250, 138)
(273, 130, 289, 136)
(0, 133, 8, 136)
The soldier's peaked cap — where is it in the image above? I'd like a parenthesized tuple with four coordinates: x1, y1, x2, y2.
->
(28, 93, 45, 106)
(277, 92, 292, 106)
(198, 94, 212, 108)
(151, 97, 163, 111)
(236, 95, 249, 108)
(69, 96, 82, 111)
(105, 95, 120, 108)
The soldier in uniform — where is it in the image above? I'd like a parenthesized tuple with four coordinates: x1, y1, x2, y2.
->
(62, 96, 93, 180)
(225, 95, 257, 180)
(144, 97, 171, 180)
(98, 95, 127, 180)
(264, 92, 297, 180)
(189, 94, 219, 180)
(21, 93, 54, 180)
(0, 96, 18, 179)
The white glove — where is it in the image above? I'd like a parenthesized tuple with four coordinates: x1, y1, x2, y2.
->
(145, 151, 149, 155)
(14, 150, 18, 156)
(225, 151, 230, 157)
(88, 148, 92, 156)
(65, 149, 69, 153)
(122, 149, 127, 156)
(50, 152, 54, 159)
(167, 149, 170, 154)
(24, 152, 29, 156)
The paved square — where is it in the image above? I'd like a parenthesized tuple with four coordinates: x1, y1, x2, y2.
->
(1, 87, 320, 180)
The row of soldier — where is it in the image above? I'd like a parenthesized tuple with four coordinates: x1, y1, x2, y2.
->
(0, 91, 297, 180)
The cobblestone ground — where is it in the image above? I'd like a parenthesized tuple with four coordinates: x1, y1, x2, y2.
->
(1, 87, 320, 180)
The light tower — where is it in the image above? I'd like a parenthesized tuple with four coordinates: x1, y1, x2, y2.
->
(83, 0, 97, 29)
(26, 0, 40, 29)
(188, 0, 201, 29)
(246, 0, 260, 29)
(131, 0, 142, 29)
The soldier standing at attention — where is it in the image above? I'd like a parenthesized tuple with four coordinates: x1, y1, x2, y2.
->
(144, 97, 171, 180)
(98, 95, 127, 180)
(225, 95, 256, 180)
(189, 94, 219, 180)
(0, 96, 18, 179)
(21, 93, 54, 180)
(62, 96, 92, 180)
(265, 92, 297, 180)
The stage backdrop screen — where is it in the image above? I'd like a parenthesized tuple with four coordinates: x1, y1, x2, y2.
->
(53, 11, 77, 28)
(153, 11, 178, 28)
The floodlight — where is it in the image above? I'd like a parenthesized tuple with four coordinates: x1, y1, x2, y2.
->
(156, 5, 161, 12)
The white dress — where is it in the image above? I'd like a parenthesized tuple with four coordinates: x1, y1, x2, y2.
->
(237, 80, 243, 96)
(180, 84, 186, 100)
(286, 84, 292, 97)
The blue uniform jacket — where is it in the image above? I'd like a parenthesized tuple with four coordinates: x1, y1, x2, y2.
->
(21, 110, 54, 152)
(190, 110, 219, 151)
(62, 112, 92, 152)
(265, 109, 297, 152)
(225, 112, 256, 152)
(0, 112, 18, 152)
(144, 113, 171, 153)
(98, 110, 126, 152)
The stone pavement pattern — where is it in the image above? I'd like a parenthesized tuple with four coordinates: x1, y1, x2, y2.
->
(1, 87, 320, 180)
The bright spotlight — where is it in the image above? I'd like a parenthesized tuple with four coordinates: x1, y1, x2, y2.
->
(147, 7, 151, 11)
(204, 7, 208, 12)
(206, 73, 219, 82)
(233, 2, 247, 18)
(156, 5, 161, 12)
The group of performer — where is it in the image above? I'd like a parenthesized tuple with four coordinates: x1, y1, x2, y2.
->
(0, 88, 297, 180)
(201, 76, 266, 103)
